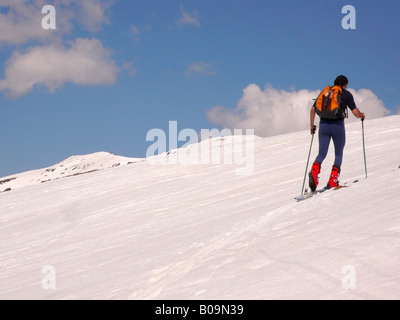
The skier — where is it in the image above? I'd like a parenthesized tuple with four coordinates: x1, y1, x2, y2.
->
(309, 75, 365, 191)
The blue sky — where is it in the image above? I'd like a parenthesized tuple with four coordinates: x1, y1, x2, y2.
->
(0, 0, 399, 177)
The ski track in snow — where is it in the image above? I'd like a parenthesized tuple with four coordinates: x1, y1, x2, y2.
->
(0, 115, 400, 299)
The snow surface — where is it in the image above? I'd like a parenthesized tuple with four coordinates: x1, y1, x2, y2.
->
(0, 115, 400, 300)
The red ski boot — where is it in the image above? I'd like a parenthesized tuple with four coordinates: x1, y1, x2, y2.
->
(308, 162, 320, 192)
(327, 166, 340, 189)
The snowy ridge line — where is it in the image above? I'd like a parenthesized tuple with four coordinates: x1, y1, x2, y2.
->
(0, 151, 143, 193)
(0, 133, 259, 193)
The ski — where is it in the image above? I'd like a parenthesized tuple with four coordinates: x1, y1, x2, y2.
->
(294, 188, 327, 202)
(294, 179, 359, 202)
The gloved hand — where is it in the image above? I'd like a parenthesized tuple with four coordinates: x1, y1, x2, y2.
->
(311, 125, 317, 135)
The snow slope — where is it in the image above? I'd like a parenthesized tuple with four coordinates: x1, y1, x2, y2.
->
(0, 115, 399, 300)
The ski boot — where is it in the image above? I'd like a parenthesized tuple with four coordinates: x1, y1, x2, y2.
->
(308, 162, 321, 192)
(327, 166, 341, 189)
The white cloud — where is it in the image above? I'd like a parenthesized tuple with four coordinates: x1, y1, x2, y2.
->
(129, 24, 151, 42)
(0, 0, 117, 98)
(77, 0, 112, 32)
(0, 0, 112, 46)
(176, 6, 200, 27)
(122, 61, 137, 78)
(347, 88, 391, 120)
(0, 0, 60, 45)
(185, 61, 215, 77)
(130, 25, 141, 41)
(207, 84, 390, 137)
(0, 38, 118, 97)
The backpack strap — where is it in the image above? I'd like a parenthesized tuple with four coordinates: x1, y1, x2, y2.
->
(334, 86, 348, 118)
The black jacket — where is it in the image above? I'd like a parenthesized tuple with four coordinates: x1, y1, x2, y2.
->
(341, 88, 357, 112)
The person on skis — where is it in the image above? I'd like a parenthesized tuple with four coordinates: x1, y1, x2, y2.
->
(309, 75, 365, 191)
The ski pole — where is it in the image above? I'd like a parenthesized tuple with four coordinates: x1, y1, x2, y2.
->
(301, 131, 315, 195)
(362, 118, 367, 178)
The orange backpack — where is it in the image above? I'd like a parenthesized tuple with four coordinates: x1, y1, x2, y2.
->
(314, 85, 347, 120)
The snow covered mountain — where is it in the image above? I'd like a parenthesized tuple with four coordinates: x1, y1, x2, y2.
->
(0, 115, 400, 300)
(0, 152, 142, 193)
